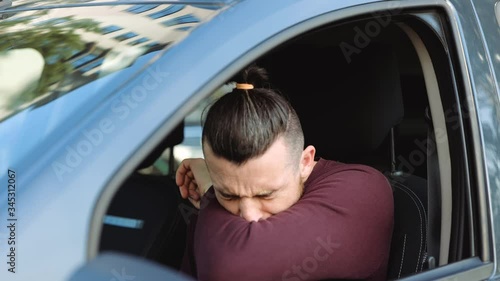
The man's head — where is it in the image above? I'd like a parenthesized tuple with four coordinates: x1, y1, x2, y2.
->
(202, 65, 316, 221)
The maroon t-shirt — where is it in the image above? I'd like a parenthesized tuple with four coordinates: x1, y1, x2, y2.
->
(181, 158, 394, 281)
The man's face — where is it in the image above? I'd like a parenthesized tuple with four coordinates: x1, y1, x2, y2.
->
(204, 137, 315, 222)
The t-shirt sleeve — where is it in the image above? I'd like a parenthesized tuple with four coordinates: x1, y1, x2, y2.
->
(193, 163, 394, 281)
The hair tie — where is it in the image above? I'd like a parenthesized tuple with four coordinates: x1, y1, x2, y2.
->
(235, 83, 254, 90)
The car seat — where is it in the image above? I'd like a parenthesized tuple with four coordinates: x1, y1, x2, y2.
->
(99, 121, 188, 270)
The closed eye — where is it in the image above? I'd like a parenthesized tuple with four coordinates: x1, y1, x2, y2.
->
(256, 192, 274, 199)
(219, 192, 239, 201)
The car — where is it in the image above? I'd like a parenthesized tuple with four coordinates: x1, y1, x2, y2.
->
(0, 0, 499, 280)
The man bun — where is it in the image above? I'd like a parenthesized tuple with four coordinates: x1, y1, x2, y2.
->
(202, 64, 304, 165)
(233, 63, 270, 90)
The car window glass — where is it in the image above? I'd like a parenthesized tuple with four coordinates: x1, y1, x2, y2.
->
(0, 3, 223, 122)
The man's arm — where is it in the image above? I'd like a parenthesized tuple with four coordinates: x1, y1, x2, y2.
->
(194, 164, 394, 281)
(176, 158, 212, 209)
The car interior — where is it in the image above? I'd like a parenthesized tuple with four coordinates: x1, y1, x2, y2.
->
(97, 7, 476, 281)
(99, 120, 189, 269)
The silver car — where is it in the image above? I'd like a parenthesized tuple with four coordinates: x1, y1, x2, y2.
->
(0, 0, 499, 280)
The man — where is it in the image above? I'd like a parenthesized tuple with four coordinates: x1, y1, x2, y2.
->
(176, 65, 394, 281)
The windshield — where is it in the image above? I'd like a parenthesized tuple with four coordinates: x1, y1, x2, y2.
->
(0, 2, 225, 122)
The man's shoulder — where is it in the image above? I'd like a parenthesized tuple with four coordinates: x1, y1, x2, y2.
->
(307, 158, 391, 191)
(314, 158, 388, 179)
(305, 158, 394, 218)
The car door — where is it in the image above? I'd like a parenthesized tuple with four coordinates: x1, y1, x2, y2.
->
(78, 0, 497, 280)
(0, 1, 230, 281)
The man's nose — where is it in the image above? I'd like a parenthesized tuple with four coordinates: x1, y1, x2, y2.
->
(239, 198, 263, 222)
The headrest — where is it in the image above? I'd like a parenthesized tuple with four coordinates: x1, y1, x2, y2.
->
(137, 121, 184, 169)
(259, 42, 404, 162)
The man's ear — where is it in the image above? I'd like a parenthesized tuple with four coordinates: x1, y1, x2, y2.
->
(300, 145, 316, 180)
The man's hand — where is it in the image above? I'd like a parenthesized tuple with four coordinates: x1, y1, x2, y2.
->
(176, 158, 212, 209)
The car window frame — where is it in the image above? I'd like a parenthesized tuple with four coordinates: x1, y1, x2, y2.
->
(92, 1, 495, 280)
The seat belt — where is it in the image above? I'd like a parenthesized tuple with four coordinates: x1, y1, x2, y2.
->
(425, 106, 440, 269)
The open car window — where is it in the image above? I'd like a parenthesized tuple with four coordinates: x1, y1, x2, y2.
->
(95, 2, 494, 280)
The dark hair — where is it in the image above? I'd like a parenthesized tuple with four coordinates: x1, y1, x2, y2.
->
(202, 64, 304, 165)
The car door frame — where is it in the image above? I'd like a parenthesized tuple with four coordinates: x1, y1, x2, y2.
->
(89, 0, 497, 280)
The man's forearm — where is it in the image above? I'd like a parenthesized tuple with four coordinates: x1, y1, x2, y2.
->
(194, 170, 393, 281)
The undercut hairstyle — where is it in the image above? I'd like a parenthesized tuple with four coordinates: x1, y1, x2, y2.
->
(202, 64, 304, 166)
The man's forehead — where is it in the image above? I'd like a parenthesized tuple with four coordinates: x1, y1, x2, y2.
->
(213, 182, 278, 197)
(210, 166, 285, 196)
(207, 156, 279, 176)
(212, 171, 279, 188)
(203, 137, 296, 194)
